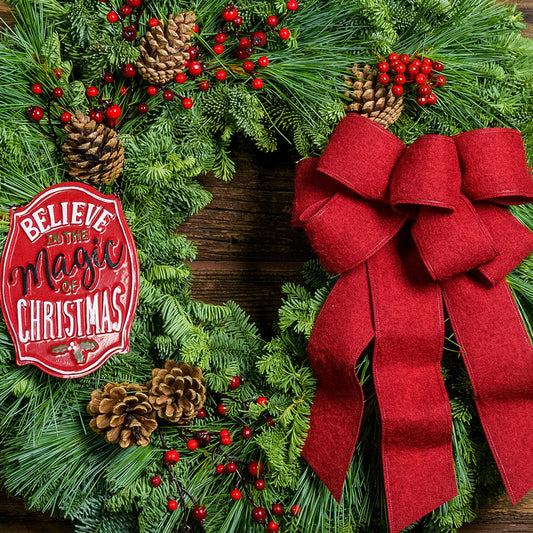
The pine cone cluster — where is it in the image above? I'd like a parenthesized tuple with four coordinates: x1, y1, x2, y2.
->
(147, 360, 206, 423)
(63, 111, 124, 185)
(136, 12, 196, 85)
(87, 383, 157, 448)
(343, 64, 403, 128)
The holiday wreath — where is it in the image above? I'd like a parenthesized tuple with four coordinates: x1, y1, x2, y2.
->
(0, 0, 533, 532)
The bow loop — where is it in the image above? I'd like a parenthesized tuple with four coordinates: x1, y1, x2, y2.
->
(390, 135, 462, 212)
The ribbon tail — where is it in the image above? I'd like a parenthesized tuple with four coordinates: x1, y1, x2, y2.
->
(442, 275, 533, 504)
(302, 264, 374, 502)
(368, 233, 457, 533)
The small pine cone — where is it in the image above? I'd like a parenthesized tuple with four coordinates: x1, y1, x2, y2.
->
(147, 361, 206, 423)
(87, 382, 158, 448)
(63, 111, 124, 185)
(343, 64, 403, 129)
(136, 12, 196, 85)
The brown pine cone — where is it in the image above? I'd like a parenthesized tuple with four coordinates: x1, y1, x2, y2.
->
(136, 12, 196, 85)
(63, 111, 124, 185)
(87, 382, 158, 448)
(147, 361, 206, 423)
(343, 64, 403, 128)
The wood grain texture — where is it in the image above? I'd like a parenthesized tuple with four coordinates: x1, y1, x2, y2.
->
(0, 0, 532, 532)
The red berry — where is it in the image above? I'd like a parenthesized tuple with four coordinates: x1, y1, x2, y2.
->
(378, 61, 389, 73)
(239, 38, 251, 49)
(54, 68, 62, 79)
(434, 75, 446, 87)
(248, 460, 264, 477)
(427, 93, 438, 104)
(103, 72, 114, 83)
(411, 59, 422, 68)
(190, 24, 198, 33)
(217, 404, 228, 415)
(216, 70, 227, 81)
(267, 16, 278, 26)
(163, 90, 174, 101)
(187, 439, 199, 450)
(418, 84, 431, 96)
(399, 54, 410, 64)
(197, 408, 207, 418)
(231, 489, 242, 501)
(221, 436, 232, 445)
(175, 73, 187, 83)
(417, 95, 428, 106)
(394, 74, 406, 85)
(215, 33, 226, 44)
(433, 61, 444, 72)
(216, 464, 226, 475)
(122, 63, 136, 77)
(226, 462, 237, 473)
(257, 397, 268, 406)
(254, 479, 265, 490)
(235, 48, 250, 60)
(252, 78, 263, 89)
(388, 53, 399, 63)
(229, 376, 242, 389)
(107, 11, 118, 22)
(258, 56, 269, 67)
(378, 73, 389, 85)
(407, 63, 419, 76)
(60, 112, 71, 123)
(188, 46, 198, 60)
(232, 16, 243, 26)
(252, 32, 267, 47)
(252, 507, 267, 523)
(182, 97, 195, 110)
(267, 522, 279, 532)
(392, 85, 403, 96)
(241, 427, 253, 439)
(213, 44, 224, 54)
(188, 61, 202, 76)
(89, 109, 104, 122)
(266, 416, 275, 427)
(287, 1, 298, 10)
(193, 505, 207, 520)
(199, 80, 210, 91)
(120, 86, 128, 96)
(86, 86, 98, 98)
(27, 106, 43, 124)
(52, 87, 63, 98)
(151, 475, 162, 487)
(242, 61, 254, 72)
(291, 504, 301, 515)
(272, 504, 283, 515)
(127, 0, 141, 7)
(420, 63, 432, 74)
(422, 57, 432, 65)
(167, 499, 178, 511)
(147, 85, 158, 96)
(222, 8, 238, 21)
(148, 18, 159, 27)
(165, 449, 180, 465)
(31, 83, 43, 94)
(121, 5, 131, 16)
(415, 73, 427, 85)
(278, 28, 290, 40)
(220, 429, 231, 438)
(393, 62, 406, 74)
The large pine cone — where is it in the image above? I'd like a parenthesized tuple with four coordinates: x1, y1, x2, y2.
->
(87, 383, 158, 448)
(147, 361, 206, 423)
(63, 111, 124, 185)
(136, 13, 196, 85)
(343, 64, 403, 128)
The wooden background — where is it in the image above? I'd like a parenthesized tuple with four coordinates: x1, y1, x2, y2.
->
(1, 1, 532, 532)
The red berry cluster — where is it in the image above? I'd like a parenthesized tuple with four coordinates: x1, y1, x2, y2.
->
(377, 53, 446, 105)
(27, 82, 72, 138)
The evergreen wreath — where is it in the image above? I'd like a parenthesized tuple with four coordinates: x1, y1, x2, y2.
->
(0, 0, 532, 532)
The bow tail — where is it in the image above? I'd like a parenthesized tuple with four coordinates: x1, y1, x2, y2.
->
(368, 233, 457, 533)
(442, 275, 533, 503)
(302, 264, 375, 502)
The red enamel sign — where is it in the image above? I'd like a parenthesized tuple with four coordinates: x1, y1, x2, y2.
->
(0, 182, 140, 378)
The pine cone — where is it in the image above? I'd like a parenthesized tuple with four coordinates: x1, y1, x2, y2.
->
(343, 64, 403, 128)
(147, 361, 206, 423)
(87, 382, 158, 448)
(136, 13, 196, 86)
(63, 111, 124, 185)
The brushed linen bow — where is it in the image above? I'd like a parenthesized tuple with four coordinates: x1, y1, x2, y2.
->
(293, 114, 533, 533)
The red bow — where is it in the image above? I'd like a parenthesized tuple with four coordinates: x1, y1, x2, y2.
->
(293, 114, 533, 533)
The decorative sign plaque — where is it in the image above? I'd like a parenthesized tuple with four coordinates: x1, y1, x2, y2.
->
(0, 182, 140, 378)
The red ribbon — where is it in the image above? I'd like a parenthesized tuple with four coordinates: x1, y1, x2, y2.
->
(293, 114, 533, 533)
